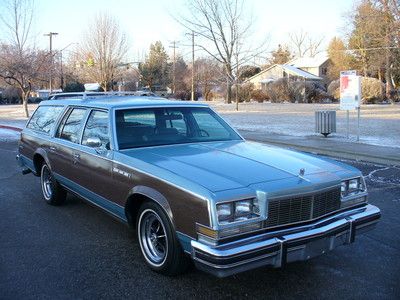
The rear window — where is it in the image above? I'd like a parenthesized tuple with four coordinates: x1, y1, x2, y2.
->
(27, 106, 64, 134)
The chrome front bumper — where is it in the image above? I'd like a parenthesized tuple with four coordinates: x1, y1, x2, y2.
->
(191, 204, 380, 277)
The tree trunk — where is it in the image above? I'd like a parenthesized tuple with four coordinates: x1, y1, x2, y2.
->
(226, 79, 232, 103)
(385, 49, 394, 104)
(22, 92, 29, 118)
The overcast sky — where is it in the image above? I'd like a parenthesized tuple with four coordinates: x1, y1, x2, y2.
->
(0, 0, 355, 62)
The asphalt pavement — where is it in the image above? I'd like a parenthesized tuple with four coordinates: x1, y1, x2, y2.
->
(0, 140, 399, 299)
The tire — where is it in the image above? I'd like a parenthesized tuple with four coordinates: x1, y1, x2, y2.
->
(40, 163, 66, 205)
(136, 201, 189, 276)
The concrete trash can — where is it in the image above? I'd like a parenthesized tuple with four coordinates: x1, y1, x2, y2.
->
(315, 110, 336, 137)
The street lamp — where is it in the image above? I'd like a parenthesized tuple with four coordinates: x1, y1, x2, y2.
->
(43, 32, 59, 94)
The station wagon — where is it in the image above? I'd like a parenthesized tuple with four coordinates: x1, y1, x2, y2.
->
(17, 96, 381, 277)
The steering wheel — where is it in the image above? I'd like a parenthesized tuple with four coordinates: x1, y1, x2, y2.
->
(198, 129, 210, 137)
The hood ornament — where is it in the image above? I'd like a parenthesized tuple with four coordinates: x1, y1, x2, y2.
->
(299, 168, 305, 177)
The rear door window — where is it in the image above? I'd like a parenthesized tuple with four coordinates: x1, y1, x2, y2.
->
(58, 108, 87, 143)
(82, 110, 110, 149)
(27, 106, 64, 134)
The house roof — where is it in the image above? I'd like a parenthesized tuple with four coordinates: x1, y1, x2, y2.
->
(287, 52, 329, 68)
(281, 65, 322, 80)
(244, 63, 322, 83)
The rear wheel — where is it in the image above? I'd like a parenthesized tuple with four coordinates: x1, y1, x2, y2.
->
(40, 163, 66, 205)
(137, 201, 189, 276)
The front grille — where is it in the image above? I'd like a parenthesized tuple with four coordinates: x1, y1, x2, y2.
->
(266, 188, 341, 227)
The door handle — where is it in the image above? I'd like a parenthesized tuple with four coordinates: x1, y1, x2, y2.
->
(49, 146, 57, 152)
(72, 153, 80, 165)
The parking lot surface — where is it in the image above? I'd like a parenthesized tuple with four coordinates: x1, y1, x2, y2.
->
(0, 140, 399, 299)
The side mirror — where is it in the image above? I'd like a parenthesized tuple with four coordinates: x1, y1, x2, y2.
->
(86, 137, 102, 148)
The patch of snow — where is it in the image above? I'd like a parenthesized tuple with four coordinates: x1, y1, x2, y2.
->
(0, 128, 21, 141)
(208, 102, 400, 149)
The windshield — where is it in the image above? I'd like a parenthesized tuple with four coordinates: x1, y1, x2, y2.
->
(115, 107, 241, 149)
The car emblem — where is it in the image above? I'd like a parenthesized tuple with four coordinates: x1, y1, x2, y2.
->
(299, 168, 305, 177)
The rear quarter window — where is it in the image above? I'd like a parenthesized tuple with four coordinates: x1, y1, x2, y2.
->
(27, 106, 64, 134)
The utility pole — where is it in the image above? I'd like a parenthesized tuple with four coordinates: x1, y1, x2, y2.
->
(44, 32, 58, 94)
(60, 51, 63, 90)
(235, 40, 239, 111)
(169, 41, 179, 95)
(191, 31, 196, 101)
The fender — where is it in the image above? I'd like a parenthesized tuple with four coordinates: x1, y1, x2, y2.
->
(33, 148, 51, 175)
(126, 185, 175, 226)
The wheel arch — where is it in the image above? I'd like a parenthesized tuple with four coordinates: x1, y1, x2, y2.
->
(32, 148, 51, 176)
(124, 185, 174, 229)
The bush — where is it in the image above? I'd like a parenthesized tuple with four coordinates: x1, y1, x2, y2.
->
(328, 77, 384, 104)
(173, 90, 190, 100)
(327, 80, 340, 99)
(204, 91, 216, 101)
(64, 82, 85, 93)
(264, 79, 293, 103)
(291, 81, 331, 103)
(172, 90, 200, 101)
(232, 83, 253, 102)
(250, 89, 269, 102)
(362, 77, 384, 103)
(264, 79, 329, 103)
(2, 87, 21, 104)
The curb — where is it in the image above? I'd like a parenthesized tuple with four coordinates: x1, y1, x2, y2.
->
(0, 124, 23, 132)
(246, 137, 400, 167)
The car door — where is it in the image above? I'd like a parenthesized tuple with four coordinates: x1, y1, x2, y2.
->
(50, 107, 88, 182)
(71, 109, 117, 209)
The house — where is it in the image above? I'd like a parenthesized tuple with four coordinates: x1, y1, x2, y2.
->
(245, 64, 322, 91)
(286, 52, 331, 82)
(33, 89, 63, 99)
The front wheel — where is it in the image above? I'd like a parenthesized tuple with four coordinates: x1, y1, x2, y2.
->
(40, 163, 66, 205)
(136, 202, 189, 276)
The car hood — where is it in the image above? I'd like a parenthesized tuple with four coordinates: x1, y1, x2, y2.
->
(121, 141, 353, 193)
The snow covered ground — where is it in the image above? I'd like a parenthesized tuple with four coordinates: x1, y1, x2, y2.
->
(0, 128, 21, 142)
(208, 102, 400, 148)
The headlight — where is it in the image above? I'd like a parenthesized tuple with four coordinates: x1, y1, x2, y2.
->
(216, 199, 259, 224)
(341, 177, 365, 197)
(340, 177, 367, 208)
(216, 203, 232, 224)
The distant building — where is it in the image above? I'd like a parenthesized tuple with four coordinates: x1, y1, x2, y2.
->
(33, 89, 63, 99)
(286, 52, 331, 82)
(245, 64, 322, 91)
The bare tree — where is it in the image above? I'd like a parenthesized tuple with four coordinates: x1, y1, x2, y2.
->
(0, 0, 38, 117)
(195, 57, 223, 100)
(347, 0, 399, 100)
(80, 13, 128, 91)
(289, 29, 324, 57)
(373, 0, 399, 100)
(178, 0, 263, 103)
(289, 30, 308, 58)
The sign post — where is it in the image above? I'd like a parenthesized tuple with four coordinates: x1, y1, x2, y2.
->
(340, 70, 361, 140)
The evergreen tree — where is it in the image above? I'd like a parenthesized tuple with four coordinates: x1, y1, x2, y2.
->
(139, 41, 170, 90)
(269, 44, 293, 66)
